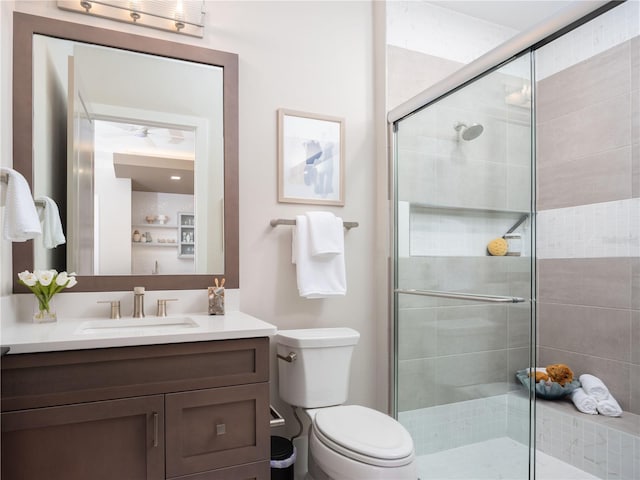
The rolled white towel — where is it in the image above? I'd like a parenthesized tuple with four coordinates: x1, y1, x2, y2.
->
(570, 388, 598, 415)
(579, 374, 610, 401)
(597, 395, 622, 417)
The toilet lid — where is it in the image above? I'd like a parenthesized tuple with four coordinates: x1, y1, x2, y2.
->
(313, 405, 414, 467)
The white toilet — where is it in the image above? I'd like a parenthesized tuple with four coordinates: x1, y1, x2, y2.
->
(275, 328, 417, 480)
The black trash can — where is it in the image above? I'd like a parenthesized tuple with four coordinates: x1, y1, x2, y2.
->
(270, 436, 296, 480)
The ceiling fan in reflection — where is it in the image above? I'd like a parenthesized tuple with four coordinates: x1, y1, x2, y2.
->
(130, 126, 185, 144)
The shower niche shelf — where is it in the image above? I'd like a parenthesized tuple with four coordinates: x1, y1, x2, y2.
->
(404, 204, 531, 258)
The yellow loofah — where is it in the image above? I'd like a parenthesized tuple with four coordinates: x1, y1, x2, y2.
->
(487, 237, 508, 256)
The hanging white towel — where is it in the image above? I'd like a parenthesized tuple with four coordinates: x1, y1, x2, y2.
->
(579, 374, 610, 402)
(305, 211, 344, 256)
(570, 388, 598, 415)
(596, 394, 623, 417)
(292, 214, 346, 298)
(36, 196, 66, 248)
(0, 167, 41, 242)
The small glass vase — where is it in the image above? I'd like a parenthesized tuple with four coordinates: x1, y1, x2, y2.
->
(33, 297, 57, 323)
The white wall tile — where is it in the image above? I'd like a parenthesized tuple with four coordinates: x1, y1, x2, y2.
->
(537, 198, 640, 259)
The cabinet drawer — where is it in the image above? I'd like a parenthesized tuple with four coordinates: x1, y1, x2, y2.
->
(166, 383, 270, 478)
(1, 338, 269, 411)
(1, 395, 164, 480)
(171, 461, 269, 480)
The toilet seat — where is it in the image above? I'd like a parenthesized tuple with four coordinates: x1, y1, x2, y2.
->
(311, 405, 414, 468)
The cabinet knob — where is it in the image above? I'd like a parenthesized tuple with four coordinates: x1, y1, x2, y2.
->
(215, 423, 226, 436)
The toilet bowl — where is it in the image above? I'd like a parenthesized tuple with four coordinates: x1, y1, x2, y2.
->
(306, 405, 415, 480)
(275, 328, 417, 480)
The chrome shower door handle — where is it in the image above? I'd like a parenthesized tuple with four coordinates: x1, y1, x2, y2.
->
(395, 289, 527, 303)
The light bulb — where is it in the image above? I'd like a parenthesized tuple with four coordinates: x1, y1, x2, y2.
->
(174, 0, 185, 31)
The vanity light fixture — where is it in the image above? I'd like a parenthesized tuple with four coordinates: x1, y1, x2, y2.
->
(57, 0, 205, 37)
(170, 176, 181, 180)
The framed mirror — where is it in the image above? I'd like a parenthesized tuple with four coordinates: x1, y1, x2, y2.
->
(12, 12, 239, 292)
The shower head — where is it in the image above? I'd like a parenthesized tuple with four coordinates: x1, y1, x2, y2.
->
(454, 121, 484, 141)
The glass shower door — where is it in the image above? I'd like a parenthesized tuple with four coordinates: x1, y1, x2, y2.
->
(393, 52, 534, 479)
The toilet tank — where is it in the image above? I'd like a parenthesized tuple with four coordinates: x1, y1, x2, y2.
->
(275, 328, 360, 408)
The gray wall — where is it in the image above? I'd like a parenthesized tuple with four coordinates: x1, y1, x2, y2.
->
(536, 36, 640, 414)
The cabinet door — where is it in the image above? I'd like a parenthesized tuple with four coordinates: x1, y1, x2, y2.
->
(1, 395, 164, 480)
(171, 461, 270, 480)
(165, 383, 269, 478)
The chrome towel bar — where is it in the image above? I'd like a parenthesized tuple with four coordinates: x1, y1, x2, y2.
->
(395, 289, 527, 304)
(270, 405, 286, 428)
(270, 218, 359, 230)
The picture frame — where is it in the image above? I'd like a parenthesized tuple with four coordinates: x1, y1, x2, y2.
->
(277, 109, 345, 206)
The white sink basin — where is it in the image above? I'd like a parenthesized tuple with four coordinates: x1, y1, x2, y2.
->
(75, 317, 200, 335)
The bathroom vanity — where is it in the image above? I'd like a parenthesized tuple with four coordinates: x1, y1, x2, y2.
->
(3, 12, 270, 479)
(0, 313, 276, 480)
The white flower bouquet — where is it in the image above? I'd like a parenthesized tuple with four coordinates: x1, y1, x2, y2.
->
(18, 270, 77, 322)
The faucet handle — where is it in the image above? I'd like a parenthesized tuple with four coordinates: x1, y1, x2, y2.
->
(157, 299, 178, 317)
(97, 300, 121, 319)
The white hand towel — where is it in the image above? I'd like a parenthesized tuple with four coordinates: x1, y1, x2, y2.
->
(0, 167, 41, 241)
(597, 395, 623, 417)
(305, 211, 344, 257)
(570, 388, 598, 415)
(36, 196, 66, 248)
(579, 374, 610, 401)
(293, 214, 346, 298)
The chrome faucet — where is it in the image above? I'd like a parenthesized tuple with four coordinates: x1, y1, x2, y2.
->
(133, 286, 145, 318)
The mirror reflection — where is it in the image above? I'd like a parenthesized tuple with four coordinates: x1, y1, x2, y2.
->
(32, 34, 224, 276)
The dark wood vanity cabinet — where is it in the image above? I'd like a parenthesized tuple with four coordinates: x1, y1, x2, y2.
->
(2, 395, 166, 480)
(1, 338, 271, 480)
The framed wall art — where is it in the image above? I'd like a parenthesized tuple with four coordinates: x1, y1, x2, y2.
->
(277, 109, 345, 206)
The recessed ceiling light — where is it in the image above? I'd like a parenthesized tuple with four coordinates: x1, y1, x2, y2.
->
(170, 175, 181, 180)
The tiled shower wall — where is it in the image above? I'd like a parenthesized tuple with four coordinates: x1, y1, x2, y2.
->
(536, 32, 640, 414)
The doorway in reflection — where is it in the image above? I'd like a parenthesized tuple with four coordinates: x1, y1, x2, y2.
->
(94, 120, 195, 275)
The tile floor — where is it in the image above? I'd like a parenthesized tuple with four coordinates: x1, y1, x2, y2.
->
(416, 437, 599, 480)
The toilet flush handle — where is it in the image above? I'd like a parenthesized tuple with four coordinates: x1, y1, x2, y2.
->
(277, 352, 297, 363)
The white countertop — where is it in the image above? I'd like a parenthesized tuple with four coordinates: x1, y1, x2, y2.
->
(1, 311, 277, 354)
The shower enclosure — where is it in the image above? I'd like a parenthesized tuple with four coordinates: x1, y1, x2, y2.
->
(390, 1, 637, 479)
(393, 51, 535, 479)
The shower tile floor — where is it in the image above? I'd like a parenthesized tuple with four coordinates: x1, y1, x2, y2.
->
(417, 437, 599, 480)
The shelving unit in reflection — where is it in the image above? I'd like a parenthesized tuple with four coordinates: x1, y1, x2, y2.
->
(178, 212, 195, 258)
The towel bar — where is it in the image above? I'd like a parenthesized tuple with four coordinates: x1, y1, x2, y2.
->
(270, 405, 286, 428)
(1, 172, 46, 208)
(270, 218, 358, 229)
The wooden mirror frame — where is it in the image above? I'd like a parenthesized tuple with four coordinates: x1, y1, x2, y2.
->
(12, 12, 239, 292)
